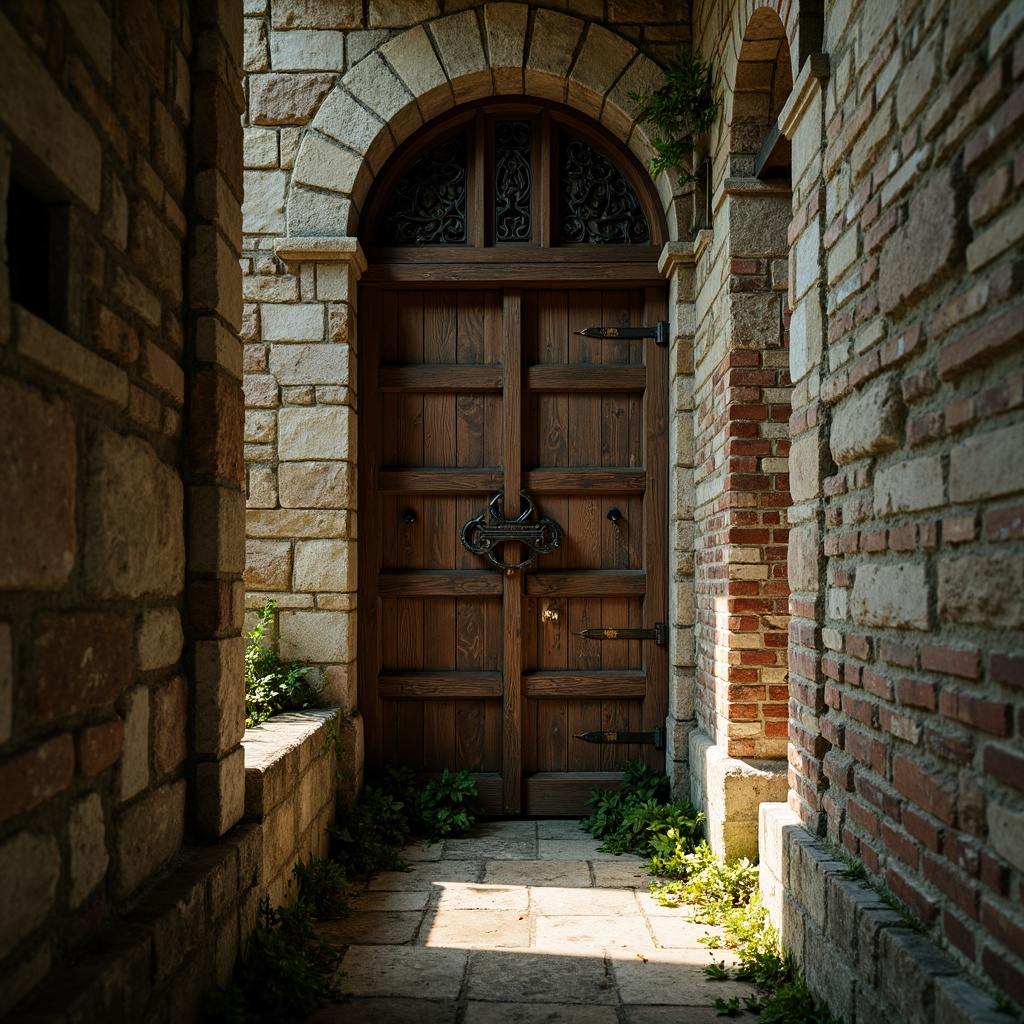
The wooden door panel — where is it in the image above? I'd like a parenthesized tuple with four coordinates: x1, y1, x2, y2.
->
(361, 282, 667, 815)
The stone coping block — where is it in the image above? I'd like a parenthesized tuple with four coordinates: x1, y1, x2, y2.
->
(242, 708, 339, 820)
(758, 803, 1005, 1024)
(689, 729, 788, 862)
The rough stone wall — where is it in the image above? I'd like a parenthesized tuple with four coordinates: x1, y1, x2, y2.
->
(0, 0, 253, 1016)
(762, 0, 1024, 1013)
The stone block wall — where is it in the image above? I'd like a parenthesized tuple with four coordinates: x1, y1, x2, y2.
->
(719, 0, 1024, 1012)
(5, 711, 340, 1022)
(0, 0, 254, 1016)
(760, 802, 1008, 1024)
(783, 0, 1024, 1006)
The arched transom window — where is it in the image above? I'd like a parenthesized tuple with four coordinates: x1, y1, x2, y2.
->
(364, 101, 663, 253)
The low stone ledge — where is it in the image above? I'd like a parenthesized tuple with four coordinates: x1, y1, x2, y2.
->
(759, 803, 1007, 1024)
(242, 708, 338, 820)
(8, 713, 342, 1022)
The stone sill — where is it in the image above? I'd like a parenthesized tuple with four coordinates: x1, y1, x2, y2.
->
(242, 708, 339, 820)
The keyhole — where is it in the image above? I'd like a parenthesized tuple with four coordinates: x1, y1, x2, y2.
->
(607, 507, 622, 525)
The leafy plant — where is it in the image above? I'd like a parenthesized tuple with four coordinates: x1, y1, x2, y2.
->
(705, 959, 730, 980)
(419, 768, 481, 841)
(203, 896, 345, 1023)
(293, 853, 349, 921)
(630, 49, 720, 181)
(580, 760, 703, 858)
(329, 785, 412, 875)
(649, 839, 758, 923)
(715, 996, 742, 1016)
(245, 601, 324, 727)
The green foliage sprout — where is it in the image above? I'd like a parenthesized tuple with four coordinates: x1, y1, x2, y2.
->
(580, 760, 704, 858)
(630, 50, 720, 182)
(245, 600, 324, 727)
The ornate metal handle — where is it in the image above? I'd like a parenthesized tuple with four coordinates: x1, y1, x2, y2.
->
(461, 490, 563, 573)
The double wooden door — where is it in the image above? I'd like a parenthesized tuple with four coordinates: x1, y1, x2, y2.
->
(359, 283, 668, 815)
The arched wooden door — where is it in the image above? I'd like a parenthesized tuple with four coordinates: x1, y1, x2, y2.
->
(358, 101, 669, 815)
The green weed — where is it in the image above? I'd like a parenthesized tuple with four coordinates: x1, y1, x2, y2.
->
(245, 601, 324, 728)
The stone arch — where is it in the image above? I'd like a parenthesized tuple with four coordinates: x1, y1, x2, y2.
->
(285, 4, 691, 243)
(726, 5, 795, 172)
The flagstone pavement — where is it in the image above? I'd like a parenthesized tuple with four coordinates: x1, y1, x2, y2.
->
(308, 819, 758, 1023)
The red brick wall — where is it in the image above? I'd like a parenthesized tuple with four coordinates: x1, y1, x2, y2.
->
(782, 0, 1024, 1005)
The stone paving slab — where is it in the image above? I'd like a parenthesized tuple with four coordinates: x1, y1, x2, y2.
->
(365, 859, 484, 890)
(538, 839, 636, 861)
(349, 889, 433, 912)
(340, 945, 468, 999)
(423, 908, 533, 948)
(465, 950, 617, 1004)
(309, 997, 459, 1024)
(483, 859, 592, 887)
(610, 949, 748, 1005)
(529, 885, 640, 916)
(436, 881, 531, 911)
(463, 1002, 620, 1023)
(319, 911, 422, 945)
(311, 820, 758, 1023)
(534, 913, 653, 953)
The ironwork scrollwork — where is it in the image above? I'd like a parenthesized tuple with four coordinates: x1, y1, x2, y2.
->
(495, 120, 532, 242)
(378, 133, 468, 245)
(461, 490, 563, 572)
(559, 134, 650, 244)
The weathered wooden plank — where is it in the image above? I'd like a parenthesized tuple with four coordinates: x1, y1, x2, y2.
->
(502, 289, 523, 814)
(523, 468, 646, 492)
(378, 469, 503, 493)
(523, 672, 647, 698)
(377, 570, 503, 596)
(524, 570, 646, 596)
(379, 364, 503, 392)
(524, 365, 646, 391)
(378, 672, 503, 699)
(522, 772, 623, 817)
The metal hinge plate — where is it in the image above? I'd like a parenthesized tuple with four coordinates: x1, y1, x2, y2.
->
(575, 622, 667, 646)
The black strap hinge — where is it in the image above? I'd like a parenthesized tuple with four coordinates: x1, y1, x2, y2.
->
(574, 726, 665, 750)
(574, 321, 670, 346)
(575, 622, 667, 646)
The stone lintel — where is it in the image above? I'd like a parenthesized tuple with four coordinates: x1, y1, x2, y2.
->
(779, 53, 830, 140)
(273, 236, 368, 275)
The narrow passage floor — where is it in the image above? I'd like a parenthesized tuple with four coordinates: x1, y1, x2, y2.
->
(309, 819, 757, 1023)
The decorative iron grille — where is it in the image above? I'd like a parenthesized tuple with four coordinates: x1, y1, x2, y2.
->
(378, 132, 468, 245)
(494, 120, 532, 242)
(559, 133, 650, 244)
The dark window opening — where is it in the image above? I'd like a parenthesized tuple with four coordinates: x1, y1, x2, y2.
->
(6, 177, 53, 322)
